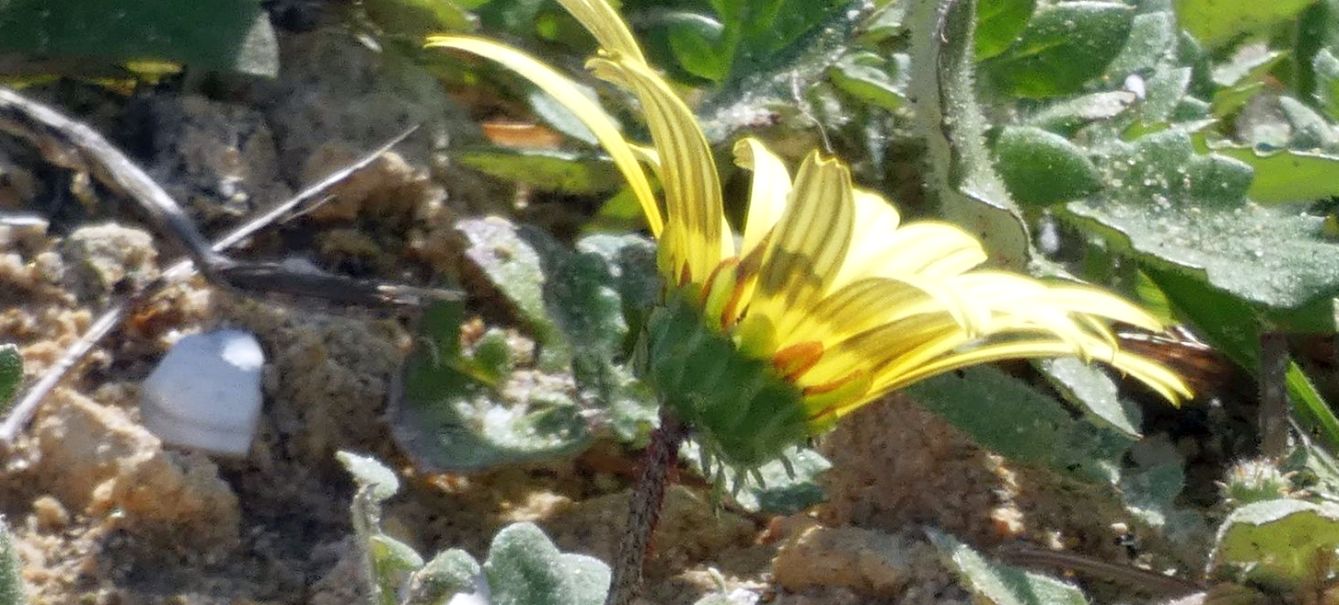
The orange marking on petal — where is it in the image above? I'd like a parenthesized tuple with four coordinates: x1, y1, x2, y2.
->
(700, 258, 734, 302)
(773, 341, 824, 381)
(720, 274, 749, 330)
(803, 370, 873, 429)
(678, 262, 693, 287)
(801, 369, 869, 398)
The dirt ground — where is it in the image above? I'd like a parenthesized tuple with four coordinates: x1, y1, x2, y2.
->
(0, 19, 1210, 605)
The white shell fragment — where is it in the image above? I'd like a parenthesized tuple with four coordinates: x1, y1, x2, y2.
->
(141, 329, 264, 456)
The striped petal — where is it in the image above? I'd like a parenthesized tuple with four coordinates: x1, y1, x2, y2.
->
(733, 137, 792, 259)
(589, 57, 727, 282)
(833, 220, 988, 289)
(427, 36, 663, 237)
(553, 0, 647, 63)
(746, 152, 854, 339)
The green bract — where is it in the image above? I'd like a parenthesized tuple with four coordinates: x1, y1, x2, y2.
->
(644, 290, 808, 468)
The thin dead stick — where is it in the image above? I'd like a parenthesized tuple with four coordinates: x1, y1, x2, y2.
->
(0, 120, 433, 443)
(1259, 331, 1291, 458)
(607, 408, 688, 605)
(994, 543, 1204, 598)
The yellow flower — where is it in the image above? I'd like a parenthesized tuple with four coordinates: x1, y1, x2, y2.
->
(428, 0, 1192, 468)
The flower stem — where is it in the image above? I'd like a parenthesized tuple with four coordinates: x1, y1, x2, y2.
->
(607, 408, 688, 605)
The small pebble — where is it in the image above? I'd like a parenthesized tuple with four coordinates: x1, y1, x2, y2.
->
(32, 495, 69, 531)
(141, 329, 264, 457)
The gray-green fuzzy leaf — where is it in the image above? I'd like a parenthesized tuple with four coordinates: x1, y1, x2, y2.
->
(484, 522, 610, 605)
(994, 126, 1103, 206)
(907, 366, 1131, 484)
(1211, 499, 1339, 591)
(928, 528, 1089, 605)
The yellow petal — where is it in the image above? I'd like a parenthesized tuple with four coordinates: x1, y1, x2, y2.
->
(733, 138, 792, 258)
(746, 152, 855, 337)
(553, 0, 647, 64)
(427, 36, 663, 237)
(876, 339, 1191, 404)
(589, 57, 725, 281)
(833, 220, 987, 288)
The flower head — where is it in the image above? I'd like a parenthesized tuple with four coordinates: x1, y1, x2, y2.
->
(428, 0, 1192, 467)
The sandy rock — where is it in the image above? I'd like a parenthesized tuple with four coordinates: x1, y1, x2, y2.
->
(772, 518, 913, 596)
(131, 94, 292, 225)
(33, 390, 158, 507)
(818, 395, 1016, 544)
(32, 390, 239, 549)
(108, 448, 241, 547)
(221, 297, 409, 464)
(58, 223, 158, 301)
(30, 495, 69, 532)
(771, 588, 865, 604)
(542, 485, 757, 570)
(308, 537, 369, 605)
(257, 30, 477, 186)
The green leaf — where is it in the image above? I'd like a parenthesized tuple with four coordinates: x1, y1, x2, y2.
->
(528, 88, 599, 146)
(982, 2, 1134, 98)
(459, 217, 567, 365)
(1142, 267, 1339, 449)
(974, 0, 1035, 60)
(0, 0, 278, 77)
(406, 549, 482, 605)
(369, 534, 425, 575)
(1104, 11, 1176, 78)
(661, 0, 857, 85)
(907, 366, 1132, 484)
(336, 451, 401, 503)
(390, 301, 592, 472)
(1211, 499, 1339, 591)
(908, 0, 1030, 268)
(1175, 0, 1315, 50)
(1278, 96, 1339, 150)
(1213, 145, 1339, 203)
(667, 12, 730, 82)
(927, 528, 1090, 605)
(994, 126, 1103, 206)
(1314, 48, 1339, 120)
(1118, 437, 1209, 549)
(1023, 91, 1136, 134)
(457, 148, 626, 195)
(1038, 358, 1142, 439)
(1064, 130, 1339, 311)
(1212, 48, 1286, 88)
(363, 0, 476, 38)
(546, 236, 658, 442)
(1137, 66, 1193, 125)
(0, 345, 19, 411)
(696, 4, 866, 142)
(1211, 81, 1266, 118)
(828, 51, 906, 110)
(681, 442, 831, 514)
(484, 522, 610, 605)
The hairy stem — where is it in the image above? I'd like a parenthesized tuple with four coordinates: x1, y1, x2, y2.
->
(607, 409, 688, 605)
